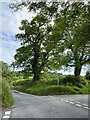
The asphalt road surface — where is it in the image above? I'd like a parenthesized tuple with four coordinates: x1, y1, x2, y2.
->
(6, 91, 89, 119)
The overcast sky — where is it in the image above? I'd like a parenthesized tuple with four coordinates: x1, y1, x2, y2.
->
(0, 1, 88, 75)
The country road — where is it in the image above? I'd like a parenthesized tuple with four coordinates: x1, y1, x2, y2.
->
(2, 91, 90, 119)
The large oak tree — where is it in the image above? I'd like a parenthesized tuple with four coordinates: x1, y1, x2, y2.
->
(10, 1, 89, 78)
(10, 1, 67, 80)
(51, 2, 90, 76)
(12, 14, 55, 81)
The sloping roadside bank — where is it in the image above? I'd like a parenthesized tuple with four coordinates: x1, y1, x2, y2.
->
(0, 79, 14, 119)
(11, 76, 90, 96)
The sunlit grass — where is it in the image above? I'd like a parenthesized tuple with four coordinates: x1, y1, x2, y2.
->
(11, 74, 90, 96)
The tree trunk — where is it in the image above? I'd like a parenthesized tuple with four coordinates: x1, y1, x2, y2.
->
(32, 46, 40, 81)
(74, 51, 82, 77)
(33, 73, 40, 81)
(74, 66, 82, 76)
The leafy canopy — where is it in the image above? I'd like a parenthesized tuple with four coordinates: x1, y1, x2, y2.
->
(50, 2, 90, 76)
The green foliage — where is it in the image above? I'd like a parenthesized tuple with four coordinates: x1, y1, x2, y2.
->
(0, 61, 14, 82)
(0, 61, 14, 107)
(51, 2, 90, 76)
(10, 2, 62, 18)
(85, 71, 90, 80)
(0, 61, 10, 78)
(10, 1, 78, 80)
(60, 75, 87, 87)
(11, 74, 89, 96)
(0, 79, 1, 102)
(12, 13, 56, 81)
(25, 86, 79, 96)
(10, 1, 89, 80)
(2, 78, 14, 107)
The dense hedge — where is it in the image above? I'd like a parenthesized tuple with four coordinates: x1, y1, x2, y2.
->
(2, 78, 14, 107)
(60, 75, 87, 87)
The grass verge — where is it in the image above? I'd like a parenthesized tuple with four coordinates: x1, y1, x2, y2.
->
(11, 74, 90, 96)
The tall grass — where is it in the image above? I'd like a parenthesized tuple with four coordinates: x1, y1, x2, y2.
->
(11, 74, 90, 96)
(2, 78, 14, 107)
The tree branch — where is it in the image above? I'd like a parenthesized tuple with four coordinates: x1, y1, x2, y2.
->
(79, 47, 85, 61)
(81, 57, 90, 65)
(34, 23, 45, 43)
(66, 64, 75, 67)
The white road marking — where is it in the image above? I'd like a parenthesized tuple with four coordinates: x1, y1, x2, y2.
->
(83, 104, 88, 107)
(65, 100, 69, 103)
(2, 111, 11, 120)
(3, 115, 10, 118)
(76, 101, 80, 104)
(76, 104, 82, 107)
(50, 97, 89, 111)
(84, 107, 90, 110)
(69, 101, 74, 104)
(5, 111, 11, 115)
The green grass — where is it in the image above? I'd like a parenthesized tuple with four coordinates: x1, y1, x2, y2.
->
(11, 74, 90, 96)
(2, 78, 14, 107)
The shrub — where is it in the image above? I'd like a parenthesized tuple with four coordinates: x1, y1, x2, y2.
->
(11, 74, 89, 96)
(85, 71, 90, 80)
(60, 75, 87, 86)
(2, 79, 14, 107)
(60, 75, 76, 85)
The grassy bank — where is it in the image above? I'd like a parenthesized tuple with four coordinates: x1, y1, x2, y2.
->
(11, 74, 90, 96)
(2, 78, 14, 107)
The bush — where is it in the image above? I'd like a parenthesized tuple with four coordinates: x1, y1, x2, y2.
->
(2, 79, 14, 107)
(11, 72, 89, 96)
(60, 75, 87, 86)
(60, 75, 76, 85)
(85, 71, 90, 80)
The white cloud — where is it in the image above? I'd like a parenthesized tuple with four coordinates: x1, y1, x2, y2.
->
(54, 66, 87, 76)
(0, 2, 36, 65)
(1, 3, 36, 35)
(1, 35, 21, 64)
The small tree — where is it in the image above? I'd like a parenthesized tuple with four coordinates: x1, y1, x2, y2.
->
(0, 61, 12, 82)
(0, 61, 10, 77)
